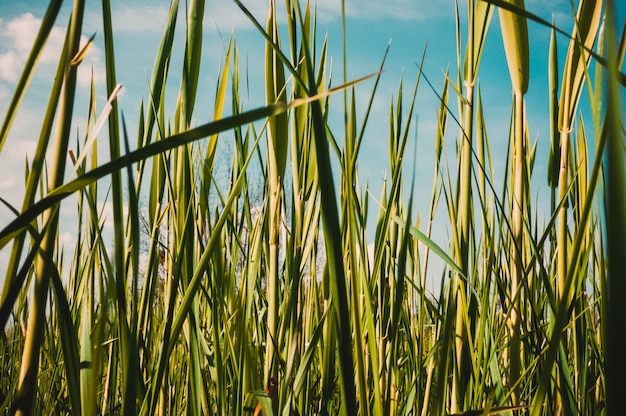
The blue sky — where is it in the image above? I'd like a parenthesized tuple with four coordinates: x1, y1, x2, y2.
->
(1, 1, 624, 286)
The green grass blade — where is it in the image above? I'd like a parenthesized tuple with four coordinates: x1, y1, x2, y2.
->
(14, 1, 86, 413)
(601, 2, 626, 414)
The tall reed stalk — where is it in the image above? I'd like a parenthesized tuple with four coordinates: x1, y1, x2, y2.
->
(600, 2, 625, 416)
(448, 1, 493, 412)
(13, 2, 85, 414)
(498, 0, 529, 406)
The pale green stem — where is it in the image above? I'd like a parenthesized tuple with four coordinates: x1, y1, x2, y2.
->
(16, 2, 85, 414)
(265, 183, 281, 381)
(509, 90, 524, 406)
(557, 128, 570, 301)
(453, 80, 474, 413)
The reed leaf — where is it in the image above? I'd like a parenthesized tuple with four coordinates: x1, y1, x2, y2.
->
(497, 0, 529, 94)
(13, 1, 86, 414)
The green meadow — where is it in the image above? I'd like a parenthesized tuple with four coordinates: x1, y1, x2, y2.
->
(1, 0, 624, 415)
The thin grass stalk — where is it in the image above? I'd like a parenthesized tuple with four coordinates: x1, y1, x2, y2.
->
(421, 69, 448, 288)
(100, 1, 144, 413)
(14, 1, 85, 414)
(136, 112, 168, 388)
(474, 92, 500, 393)
(281, 5, 313, 408)
(452, 1, 492, 411)
(292, 2, 357, 411)
(264, 0, 288, 384)
(346, 44, 394, 416)
(556, 0, 602, 302)
(570, 119, 591, 414)
(508, 91, 525, 407)
(75, 79, 98, 416)
(497, 0, 529, 406)
(182, 0, 205, 126)
(548, 25, 559, 262)
(455, 20, 472, 408)
(175, 4, 208, 412)
(367, 87, 406, 415)
(49, 252, 82, 415)
(139, 0, 179, 167)
(387, 71, 421, 415)
(475, 87, 488, 219)
(338, 2, 381, 405)
(552, 2, 602, 410)
(389, 188, 415, 416)
(341, 27, 394, 414)
(419, 72, 448, 416)
(342, 90, 370, 416)
(140, 159, 169, 412)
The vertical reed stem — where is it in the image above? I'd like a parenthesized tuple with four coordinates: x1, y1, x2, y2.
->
(15, 1, 85, 414)
(509, 90, 525, 406)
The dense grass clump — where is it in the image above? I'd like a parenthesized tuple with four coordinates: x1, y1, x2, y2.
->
(1, 0, 624, 415)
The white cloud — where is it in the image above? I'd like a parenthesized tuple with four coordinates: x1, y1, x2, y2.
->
(96, 1, 263, 34)
(104, 3, 171, 34)
(0, 50, 20, 83)
(315, 0, 454, 22)
(0, 12, 105, 87)
(58, 231, 77, 252)
(203, 1, 269, 32)
(6, 139, 37, 160)
(0, 103, 41, 211)
(0, 13, 57, 82)
(7, 13, 43, 52)
(104, 0, 441, 36)
(97, 200, 129, 230)
(0, 174, 17, 191)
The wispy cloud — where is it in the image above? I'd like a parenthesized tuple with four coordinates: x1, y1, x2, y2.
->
(341, 0, 453, 22)
(0, 13, 66, 82)
(0, 12, 105, 88)
(0, 101, 43, 212)
(0, 174, 17, 192)
(93, 1, 266, 35)
(89, 3, 171, 34)
(526, 0, 572, 23)
(58, 231, 77, 253)
(203, 1, 270, 32)
(77, 0, 453, 43)
(0, 13, 60, 82)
